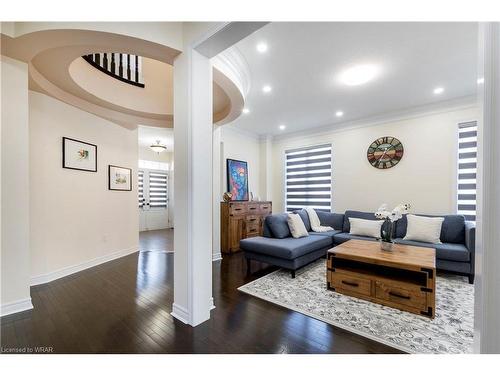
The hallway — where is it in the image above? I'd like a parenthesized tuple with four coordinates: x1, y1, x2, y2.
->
(0, 230, 400, 353)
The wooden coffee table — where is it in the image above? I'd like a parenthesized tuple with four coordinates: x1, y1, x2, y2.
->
(327, 239, 436, 318)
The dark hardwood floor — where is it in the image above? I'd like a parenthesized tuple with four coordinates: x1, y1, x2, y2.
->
(0, 229, 401, 354)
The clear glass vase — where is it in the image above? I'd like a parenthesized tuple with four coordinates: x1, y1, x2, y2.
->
(380, 240, 393, 251)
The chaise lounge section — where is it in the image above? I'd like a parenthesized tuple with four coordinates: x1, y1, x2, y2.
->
(240, 209, 476, 283)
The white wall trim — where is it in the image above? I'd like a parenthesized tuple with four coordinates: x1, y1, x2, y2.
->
(1, 298, 33, 317)
(30, 246, 139, 286)
(221, 123, 260, 141)
(212, 252, 222, 261)
(171, 303, 190, 324)
(272, 96, 478, 143)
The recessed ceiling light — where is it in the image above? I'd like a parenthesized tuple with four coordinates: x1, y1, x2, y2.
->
(262, 85, 272, 93)
(242, 108, 250, 114)
(477, 77, 484, 84)
(335, 111, 344, 117)
(279, 124, 286, 130)
(433, 87, 444, 95)
(256, 42, 268, 53)
(338, 64, 380, 86)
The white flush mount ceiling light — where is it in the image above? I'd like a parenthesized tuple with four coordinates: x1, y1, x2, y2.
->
(279, 124, 286, 130)
(150, 140, 167, 153)
(338, 64, 380, 86)
(242, 107, 250, 114)
(433, 87, 444, 95)
(335, 111, 344, 117)
(256, 42, 268, 53)
(262, 85, 272, 93)
(477, 77, 485, 84)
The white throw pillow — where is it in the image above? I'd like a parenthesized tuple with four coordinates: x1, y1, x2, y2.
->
(403, 214, 444, 244)
(287, 213, 309, 238)
(348, 218, 384, 239)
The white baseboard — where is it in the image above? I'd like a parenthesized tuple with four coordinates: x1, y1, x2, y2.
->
(30, 246, 139, 286)
(1, 298, 33, 317)
(171, 303, 190, 324)
(212, 252, 222, 261)
(171, 298, 215, 324)
(209, 297, 215, 310)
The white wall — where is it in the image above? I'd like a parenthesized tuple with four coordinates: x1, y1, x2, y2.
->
(29, 91, 139, 283)
(219, 125, 262, 200)
(1, 56, 32, 315)
(271, 106, 480, 214)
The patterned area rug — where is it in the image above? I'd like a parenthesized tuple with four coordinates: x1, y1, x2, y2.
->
(238, 260, 474, 354)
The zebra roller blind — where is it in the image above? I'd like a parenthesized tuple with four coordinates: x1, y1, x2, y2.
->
(285, 144, 332, 212)
(457, 121, 477, 222)
(149, 172, 168, 208)
(138, 170, 144, 208)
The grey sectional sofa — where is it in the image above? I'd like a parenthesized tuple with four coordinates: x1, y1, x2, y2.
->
(239, 209, 476, 283)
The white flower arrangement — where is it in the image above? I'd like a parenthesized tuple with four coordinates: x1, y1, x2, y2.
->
(375, 203, 411, 242)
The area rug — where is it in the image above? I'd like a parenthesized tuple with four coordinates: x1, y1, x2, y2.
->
(238, 259, 474, 354)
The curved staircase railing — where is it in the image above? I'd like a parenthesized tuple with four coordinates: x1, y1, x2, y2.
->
(82, 53, 145, 88)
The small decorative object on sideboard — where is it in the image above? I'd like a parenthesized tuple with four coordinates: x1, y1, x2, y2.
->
(374, 203, 411, 251)
(223, 192, 233, 202)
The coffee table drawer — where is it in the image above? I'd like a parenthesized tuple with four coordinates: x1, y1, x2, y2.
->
(375, 282, 427, 310)
(330, 272, 371, 296)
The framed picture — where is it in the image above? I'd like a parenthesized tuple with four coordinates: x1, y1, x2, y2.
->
(226, 158, 249, 201)
(108, 165, 132, 191)
(62, 137, 97, 172)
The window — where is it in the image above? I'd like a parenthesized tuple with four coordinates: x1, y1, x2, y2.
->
(285, 144, 332, 212)
(138, 170, 168, 209)
(138, 159, 169, 171)
(457, 121, 477, 221)
(148, 172, 168, 208)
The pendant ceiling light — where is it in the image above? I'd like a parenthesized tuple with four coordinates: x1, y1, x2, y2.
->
(150, 140, 167, 153)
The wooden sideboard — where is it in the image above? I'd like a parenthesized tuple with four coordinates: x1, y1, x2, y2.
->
(220, 201, 272, 253)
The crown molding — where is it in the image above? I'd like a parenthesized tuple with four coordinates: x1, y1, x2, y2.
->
(221, 123, 260, 141)
(272, 95, 478, 143)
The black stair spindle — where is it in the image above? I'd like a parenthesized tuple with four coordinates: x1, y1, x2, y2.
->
(110, 53, 116, 74)
(103, 53, 109, 70)
(135, 55, 139, 83)
(119, 54, 123, 77)
(82, 52, 144, 88)
(127, 54, 132, 81)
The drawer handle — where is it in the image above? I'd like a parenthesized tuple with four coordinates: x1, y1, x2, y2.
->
(389, 291, 410, 300)
(234, 208, 242, 211)
(249, 218, 257, 222)
(262, 206, 269, 209)
(250, 207, 257, 210)
(341, 280, 359, 287)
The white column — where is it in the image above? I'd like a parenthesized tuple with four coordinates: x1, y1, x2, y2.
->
(0, 56, 32, 316)
(474, 22, 500, 353)
(172, 47, 213, 326)
(212, 125, 222, 261)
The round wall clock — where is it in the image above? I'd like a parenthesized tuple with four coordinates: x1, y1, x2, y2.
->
(367, 136, 404, 169)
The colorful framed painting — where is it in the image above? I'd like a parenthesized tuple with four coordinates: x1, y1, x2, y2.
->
(62, 137, 97, 172)
(108, 165, 132, 191)
(226, 158, 249, 201)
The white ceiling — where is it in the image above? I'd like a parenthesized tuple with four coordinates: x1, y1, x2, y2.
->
(231, 22, 478, 135)
(138, 125, 174, 150)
